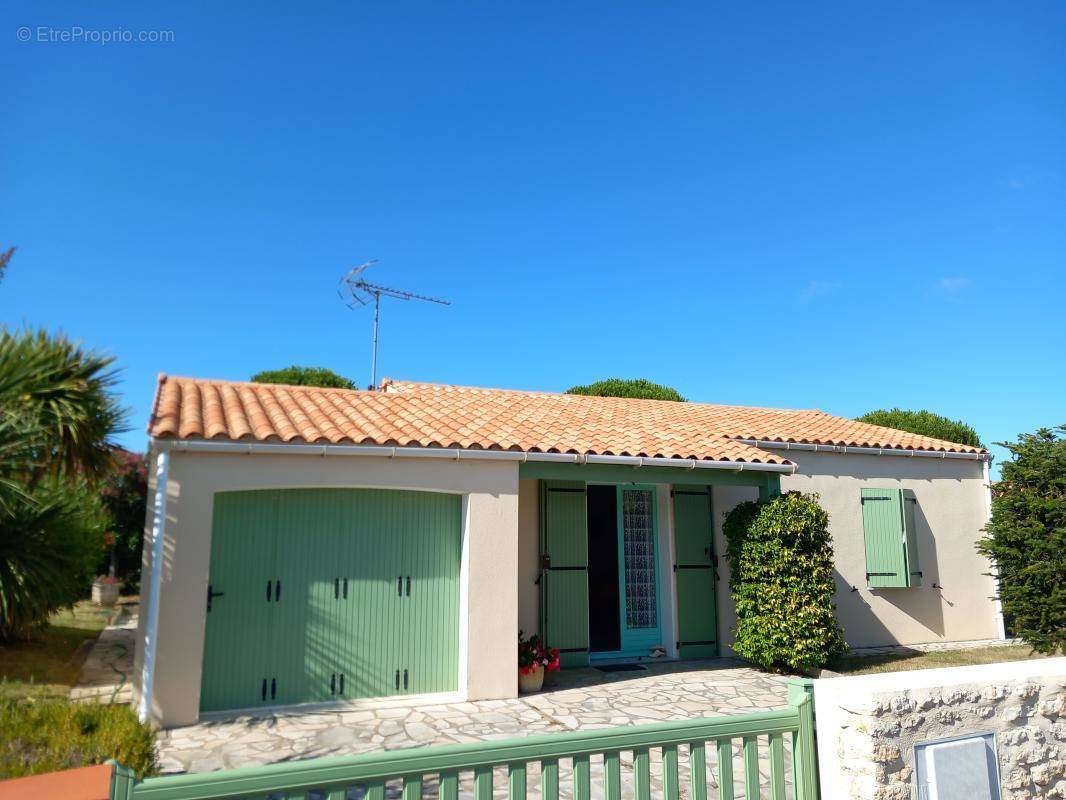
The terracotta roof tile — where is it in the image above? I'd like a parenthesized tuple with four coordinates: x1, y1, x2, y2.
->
(148, 376, 987, 464)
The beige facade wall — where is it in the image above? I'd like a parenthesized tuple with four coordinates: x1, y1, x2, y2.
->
(780, 451, 998, 648)
(517, 478, 541, 636)
(709, 452, 999, 652)
(133, 449, 520, 728)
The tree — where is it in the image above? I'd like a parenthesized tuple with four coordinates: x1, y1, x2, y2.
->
(723, 492, 846, 671)
(251, 366, 355, 389)
(565, 378, 686, 402)
(0, 329, 125, 638)
(856, 408, 983, 449)
(977, 426, 1065, 654)
(0, 247, 13, 285)
(98, 451, 149, 588)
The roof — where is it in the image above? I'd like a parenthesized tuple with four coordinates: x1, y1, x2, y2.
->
(149, 375, 987, 464)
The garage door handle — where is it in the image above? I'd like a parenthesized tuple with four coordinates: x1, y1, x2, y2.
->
(397, 576, 403, 596)
(395, 669, 400, 691)
(406, 576, 411, 597)
(266, 580, 272, 602)
(334, 578, 339, 600)
(403, 669, 409, 690)
(261, 678, 267, 702)
(330, 673, 336, 695)
(207, 585, 225, 612)
(271, 678, 276, 700)
(339, 673, 345, 694)
(343, 578, 348, 599)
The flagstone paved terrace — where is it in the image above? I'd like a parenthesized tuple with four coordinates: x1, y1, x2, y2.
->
(157, 660, 793, 794)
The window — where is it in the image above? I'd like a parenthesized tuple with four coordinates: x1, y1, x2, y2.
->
(860, 487, 922, 588)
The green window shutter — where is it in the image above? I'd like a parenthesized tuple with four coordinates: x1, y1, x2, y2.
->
(860, 488, 908, 588)
(671, 488, 717, 658)
(902, 489, 922, 587)
(540, 481, 589, 667)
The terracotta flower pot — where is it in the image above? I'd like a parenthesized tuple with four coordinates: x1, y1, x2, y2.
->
(92, 580, 120, 607)
(519, 665, 545, 693)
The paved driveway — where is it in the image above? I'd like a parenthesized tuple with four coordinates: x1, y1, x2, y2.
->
(158, 660, 790, 775)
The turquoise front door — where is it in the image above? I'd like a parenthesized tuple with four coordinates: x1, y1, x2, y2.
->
(615, 486, 662, 655)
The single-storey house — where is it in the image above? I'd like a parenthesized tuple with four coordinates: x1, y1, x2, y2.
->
(133, 376, 1003, 726)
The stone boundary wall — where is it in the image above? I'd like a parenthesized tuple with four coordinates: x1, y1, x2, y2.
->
(812, 657, 1066, 799)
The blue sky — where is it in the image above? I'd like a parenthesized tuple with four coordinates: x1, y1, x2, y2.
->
(3, 2, 1063, 472)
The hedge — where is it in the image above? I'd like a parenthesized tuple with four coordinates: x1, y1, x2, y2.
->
(0, 700, 158, 779)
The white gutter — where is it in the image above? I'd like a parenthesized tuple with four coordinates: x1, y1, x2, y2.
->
(138, 448, 169, 724)
(154, 438, 796, 474)
(737, 438, 992, 462)
(984, 460, 1008, 640)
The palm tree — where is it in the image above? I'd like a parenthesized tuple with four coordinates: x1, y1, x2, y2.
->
(0, 329, 126, 637)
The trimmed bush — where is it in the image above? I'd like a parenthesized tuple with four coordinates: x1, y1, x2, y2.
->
(723, 492, 846, 671)
(565, 378, 686, 402)
(0, 699, 158, 779)
(856, 408, 983, 449)
(977, 426, 1065, 654)
(251, 365, 355, 389)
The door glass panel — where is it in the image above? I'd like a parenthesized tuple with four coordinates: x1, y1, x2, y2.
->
(621, 489, 656, 629)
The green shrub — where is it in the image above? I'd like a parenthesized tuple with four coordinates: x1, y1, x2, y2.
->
(0, 478, 106, 638)
(565, 378, 686, 402)
(98, 451, 148, 588)
(977, 426, 1065, 654)
(0, 699, 158, 779)
(856, 408, 983, 449)
(251, 365, 355, 389)
(723, 492, 846, 671)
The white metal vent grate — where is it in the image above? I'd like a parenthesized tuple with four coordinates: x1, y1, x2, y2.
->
(915, 732, 1001, 800)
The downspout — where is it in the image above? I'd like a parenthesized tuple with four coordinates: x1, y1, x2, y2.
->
(138, 448, 170, 723)
(983, 459, 1007, 641)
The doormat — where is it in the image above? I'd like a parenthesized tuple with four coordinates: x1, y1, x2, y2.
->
(594, 664, 648, 673)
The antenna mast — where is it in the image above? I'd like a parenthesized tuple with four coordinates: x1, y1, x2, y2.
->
(338, 260, 451, 389)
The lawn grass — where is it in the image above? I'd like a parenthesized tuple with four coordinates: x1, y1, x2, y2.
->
(828, 644, 1059, 676)
(0, 600, 123, 700)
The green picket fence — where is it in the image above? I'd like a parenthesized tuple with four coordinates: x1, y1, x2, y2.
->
(111, 681, 818, 800)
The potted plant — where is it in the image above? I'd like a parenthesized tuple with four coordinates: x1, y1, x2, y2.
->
(92, 575, 122, 607)
(518, 631, 559, 693)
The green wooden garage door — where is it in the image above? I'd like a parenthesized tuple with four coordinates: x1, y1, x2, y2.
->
(200, 488, 461, 713)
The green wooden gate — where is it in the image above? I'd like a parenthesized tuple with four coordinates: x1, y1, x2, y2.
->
(539, 481, 590, 668)
(672, 487, 718, 658)
(113, 679, 821, 800)
(200, 488, 461, 713)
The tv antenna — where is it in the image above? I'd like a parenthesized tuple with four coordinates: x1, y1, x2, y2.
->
(338, 260, 451, 389)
